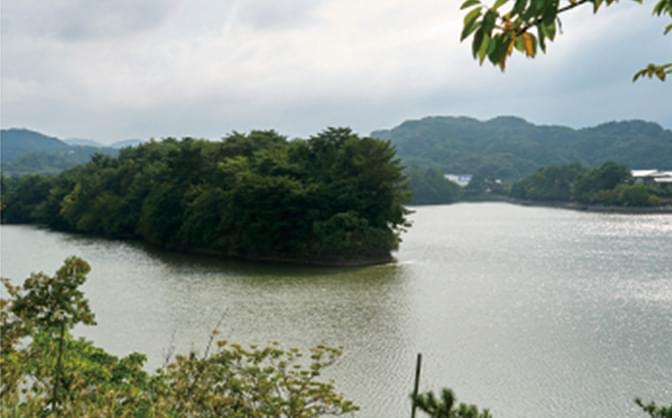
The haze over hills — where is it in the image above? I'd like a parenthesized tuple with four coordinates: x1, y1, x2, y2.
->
(109, 139, 145, 149)
(65, 138, 104, 147)
(64, 137, 145, 149)
(372, 116, 672, 179)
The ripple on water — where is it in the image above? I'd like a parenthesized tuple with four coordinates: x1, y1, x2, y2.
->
(616, 278, 672, 304)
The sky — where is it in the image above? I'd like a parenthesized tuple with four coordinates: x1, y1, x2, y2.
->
(1, 0, 671, 143)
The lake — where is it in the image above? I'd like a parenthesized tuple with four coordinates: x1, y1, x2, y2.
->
(2, 202, 671, 417)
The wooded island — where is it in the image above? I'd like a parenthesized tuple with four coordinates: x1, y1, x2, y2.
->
(1, 128, 410, 266)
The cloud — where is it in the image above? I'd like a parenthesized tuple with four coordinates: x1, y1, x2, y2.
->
(1, 0, 670, 142)
(1, 0, 178, 41)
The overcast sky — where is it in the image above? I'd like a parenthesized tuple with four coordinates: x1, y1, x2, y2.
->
(1, 0, 670, 143)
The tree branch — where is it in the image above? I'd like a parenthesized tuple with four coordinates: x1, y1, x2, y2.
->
(518, 0, 592, 34)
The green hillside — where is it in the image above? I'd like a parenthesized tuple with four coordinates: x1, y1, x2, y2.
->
(1, 129, 117, 176)
(372, 116, 672, 180)
(1, 128, 69, 162)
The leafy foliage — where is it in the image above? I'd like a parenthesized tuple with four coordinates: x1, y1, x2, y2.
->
(636, 399, 672, 418)
(163, 342, 357, 417)
(413, 389, 492, 418)
(413, 388, 671, 418)
(2, 149, 119, 177)
(633, 63, 672, 82)
(407, 166, 463, 204)
(1, 128, 409, 263)
(510, 161, 667, 205)
(459, 0, 672, 80)
(0, 257, 358, 417)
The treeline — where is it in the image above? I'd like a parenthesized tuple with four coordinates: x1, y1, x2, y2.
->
(1, 128, 410, 263)
(2, 148, 118, 177)
(405, 167, 509, 205)
(510, 162, 670, 206)
(406, 166, 462, 205)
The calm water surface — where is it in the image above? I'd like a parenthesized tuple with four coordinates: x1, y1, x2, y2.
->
(2, 203, 671, 417)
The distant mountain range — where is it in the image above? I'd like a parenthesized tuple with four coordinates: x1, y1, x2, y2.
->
(3, 118, 671, 179)
(372, 116, 672, 179)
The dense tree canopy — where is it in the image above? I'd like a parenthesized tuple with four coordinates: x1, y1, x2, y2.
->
(1, 128, 410, 264)
(406, 166, 463, 205)
(459, 0, 672, 80)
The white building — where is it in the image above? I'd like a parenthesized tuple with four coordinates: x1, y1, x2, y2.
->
(631, 169, 672, 185)
(444, 174, 473, 187)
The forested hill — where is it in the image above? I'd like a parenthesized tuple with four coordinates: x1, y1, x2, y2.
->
(1, 129, 69, 161)
(371, 116, 672, 179)
(1, 128, 118, 176)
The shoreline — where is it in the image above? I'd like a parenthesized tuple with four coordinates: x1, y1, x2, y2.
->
(470, 196, 672, 214)
(0, 222, 393, 268)
(184, 247, 394, 267)
(410, 196, 672, 214)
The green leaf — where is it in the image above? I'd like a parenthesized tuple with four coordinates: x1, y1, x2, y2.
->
(593, 0, 603, 12)
(511, 0, 528, 15)
(478, 34, 492, 64)
(537, 26, 547, 52)
(542, 0, 558, 24)
(461, 0, 481, 9)
(533, 0, 547, 13)
(463, 7, 483, 27)
(481, 10, 498, 34)
(461, 18, 481, 41)
(472, 28, 485, 58)
(488, 33, 511, 67)
(514, 35, 527, 52)
(487, 35, 502, 64)
(493, 0, 509, 10)
(542, 21, 556, 40)
(462, 8, 483, 41)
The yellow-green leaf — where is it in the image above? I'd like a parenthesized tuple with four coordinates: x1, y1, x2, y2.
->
(464, 7, 483, 27)
(461, 0, 481, 9)
(593, 0, 603, 12)
(493, 0, 509, 10)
